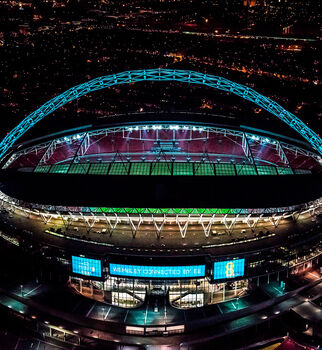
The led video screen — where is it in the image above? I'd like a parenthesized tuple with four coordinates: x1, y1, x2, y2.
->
(109, 263, 205, 279)
(72, 256, 102, 278)
(213, 259, 245, 280)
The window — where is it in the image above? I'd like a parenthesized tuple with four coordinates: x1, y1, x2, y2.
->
(108, 162, 130, 175)
(173, 163, 193, 176)
(68, 163, 90, 174)
(49, 164, 70, 174)
(151, 162, 172, 175)
(236, 164, 257, 175)
(34, 165, 51, 173)
(294, 169, 311, 175)
(277, 167, 293, 175)
(256, 165, 277, 175)
(194, 163, 214, 176)
(130, 162, 151, 175)
(88, 163, 109, 175)
(215, 163, 236, 176)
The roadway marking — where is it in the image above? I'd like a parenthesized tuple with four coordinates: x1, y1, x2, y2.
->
(231, 302, 237, 310)
(124, 309, 129, 323)
(24, 285, 42, 297)
(14, 338, 20, 350)
(144, 302, 149, 325)
(308, 272, 319, 280)
(86, 302, 96, 317)
(217, 304, 223, 315)
(104, 306, 111, 320)
(272, 286, 282, 295)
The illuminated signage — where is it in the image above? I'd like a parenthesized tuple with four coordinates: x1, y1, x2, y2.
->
(72, 256, 102, 278)
(109, 263, 205, 279)
(213, 259, 245, 280)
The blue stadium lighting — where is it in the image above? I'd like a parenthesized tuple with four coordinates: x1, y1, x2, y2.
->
(72, 256, 102, 278)
(109, 263, 206, 279)
(0, 69, 321, 160)
(213, 259, 245, 280)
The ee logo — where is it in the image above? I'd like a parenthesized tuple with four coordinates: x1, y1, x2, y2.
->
(225, 262, 235, 278)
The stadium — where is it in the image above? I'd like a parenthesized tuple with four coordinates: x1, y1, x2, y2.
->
(0, 69, 321, 349)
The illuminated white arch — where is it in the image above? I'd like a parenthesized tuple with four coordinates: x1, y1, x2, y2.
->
(1, 68, 321, 159)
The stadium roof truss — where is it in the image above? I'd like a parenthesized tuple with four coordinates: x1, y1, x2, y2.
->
(0, 192, 320, 239)
(0, 69, 321, 161)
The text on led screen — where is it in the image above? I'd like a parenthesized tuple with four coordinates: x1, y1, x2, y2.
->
(109, 263, 205, 278)
(72, 256, 102, 278)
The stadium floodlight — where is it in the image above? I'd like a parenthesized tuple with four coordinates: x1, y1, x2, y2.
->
(0, 69, 321, 160)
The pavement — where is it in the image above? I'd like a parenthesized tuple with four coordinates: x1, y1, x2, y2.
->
(0, 270, 320, 346)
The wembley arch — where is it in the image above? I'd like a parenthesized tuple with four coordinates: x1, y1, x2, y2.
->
(1, 68, 321, 159)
